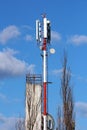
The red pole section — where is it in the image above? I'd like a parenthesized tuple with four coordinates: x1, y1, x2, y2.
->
(42, 38, 46, 51)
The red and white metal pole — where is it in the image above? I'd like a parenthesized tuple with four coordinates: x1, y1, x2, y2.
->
(42, 37, 47, 130)
(36, 15, 51, 130)
(43, 16, 48, 130)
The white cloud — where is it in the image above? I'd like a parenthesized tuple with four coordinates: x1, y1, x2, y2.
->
(51, 31, 61, 41)
(0, 93, 7, 101)
(22, 25, 33, 30)
(0, 93, 9, 103)
(75, 102, 87, 117)
(13, 98, 22, 103)
(0, 92, 22, 103)
(0, 114, 24, 130)
(67, 35, 87, 45)
(52, 68, 70, 75)
(52, 68, 63, 75)
(0, 25, 20, 44)
(0, 115, 16, 130)
(27, 64, 35, 73)
(71, 73, 87, 83)
(25, 34, 33, 41)
(0, 48, 35, 78)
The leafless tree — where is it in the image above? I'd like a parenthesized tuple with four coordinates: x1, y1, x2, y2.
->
(61, 54, 75, 130)
(57, 53, 75, 130)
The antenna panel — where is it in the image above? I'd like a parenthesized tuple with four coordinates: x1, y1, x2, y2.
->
(43, 17, 47, 38)
(39, 22, 42, 42)
(47, 20, 51, 43)
(36, 20, 39, 41)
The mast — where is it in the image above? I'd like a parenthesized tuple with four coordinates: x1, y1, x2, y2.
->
(36, 14, 51, 130)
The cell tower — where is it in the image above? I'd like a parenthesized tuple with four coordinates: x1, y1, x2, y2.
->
(36, 15, 54, 130)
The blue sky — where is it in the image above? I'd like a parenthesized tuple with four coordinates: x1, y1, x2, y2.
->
(0, 0, 87, 130)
